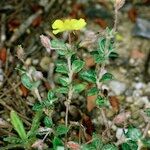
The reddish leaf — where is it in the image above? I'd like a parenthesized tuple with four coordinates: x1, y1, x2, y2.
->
(19, 84, 29, 97)
(8, 19, 20, 31)
(128, 7, 137, 22)
(70, 3, 83, 18)
(67, 141, 80, 150)
(32, 15, 42, 27)
(87, 95, 96, 112)
(84, 56, 95, 68)
(0, 48, 7, 63)
(82, 114, 94, 136)
(109, 96, 120, 113)
(94, 18, 107, 29)
(44, 82, 51, 90)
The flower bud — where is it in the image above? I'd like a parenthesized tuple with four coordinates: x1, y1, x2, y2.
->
(40, 35, 51, 53)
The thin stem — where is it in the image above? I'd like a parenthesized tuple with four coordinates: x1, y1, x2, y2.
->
(113, 8, 118, 32)
(65, 56, 73, 127)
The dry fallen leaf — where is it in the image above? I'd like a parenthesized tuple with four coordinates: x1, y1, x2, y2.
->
(131, 49, 145, 59)
(94, 18, 107, 29)
(128, 7, 137, 22)
(109, 96, 120, 113)
(84, 56, 95, 68)
(67, 141, 80, 150)
(82, 114, 94, 141)
(87, 95, 96, 112)
(19, 84, 29, 97)
(0, 47, 7, 63)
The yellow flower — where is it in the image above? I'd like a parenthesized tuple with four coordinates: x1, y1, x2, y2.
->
(52, 18, 86, 34)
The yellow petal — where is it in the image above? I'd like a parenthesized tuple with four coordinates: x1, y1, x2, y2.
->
(73, 18, 86, 30)
(52, 20, 64, 29)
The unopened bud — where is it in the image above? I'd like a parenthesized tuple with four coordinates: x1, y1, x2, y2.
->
(40, 35, 51, 53)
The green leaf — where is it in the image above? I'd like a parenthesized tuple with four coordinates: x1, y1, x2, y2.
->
(102, 144, 118, 150)
(56, 124, 69, 136)
(27, 110, 43, 138)
(73, 83, 86, 93)
(4, 136, 23, 144)
(142, 138, 150, 148)
(121, 140, 138, 150)
(42, 98, 58, 107)
(21, 74, 32, 90)
(93, 53, 105, 63)
(92, 134, 103, 149)
(55, 61, 68, 74)
(87, 87, 99, 96)
(96, 96, 109, 107)
(125, 127, 142, 141)
(55, 87, 68, 94)
(58, 76, 70, 86)
(44, 116, 53, 128)
(32, 103, 43, 111)
(52, 136, 63, 150)
(100, 73, 113, 82)
(144, 108, 150, 117)
(98, 38, 106, 52)
(109, 52, 119, 59)
(72, 60, 85, 73)
(81, 144, 96, 150)
(21, 74, 40, 90)
(47, 90, 55, 100)
(80, 69, 96, 83)
(51, 39, 68, 55)
(10, 110, 27, 140)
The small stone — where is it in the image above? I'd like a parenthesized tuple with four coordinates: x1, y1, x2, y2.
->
(133, 82, 145, 90)
(109, 81, 127, 95)
(32, 59, 39, 65)
(116, 128, 126, 140)
(25, 58, 32, 66)
(126, 96, 134, 103)
(40, 56, 51, 71)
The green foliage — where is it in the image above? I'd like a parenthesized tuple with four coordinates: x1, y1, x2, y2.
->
(80, 69, 96, 83)
(73, 83, 86, 93)
(121, 140, 138, 150)
(100, 73, 113, 82)
(144, 108, 150, 117)
(109, 52, 118, 59)
(142, 138, 150, 148)
(96, 96, 109, 107)
(56, 124, 69, 136)
(81, 134, 103, 150)
(72, 59, 85, 73)
(125, 127, 142, 141)
(32, 102, 43, 111)
(52, 136, 63, 150)
(87, 87, 99, 96)
(21, 74, 40, 90)
(4, 137, 23, 144)
(98, 37, 106, 52)
(102, 144, 118, 150)
(58, 76, 70, 86)
(47, 90, 55, 100)
(55, 61, 68, 74)
(10, 110, 27, 141)
(27, 110, 43, 138)
(51, 39, 68, 55)
(55, 87, 68, 94)
(44, 116, 53, 128)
